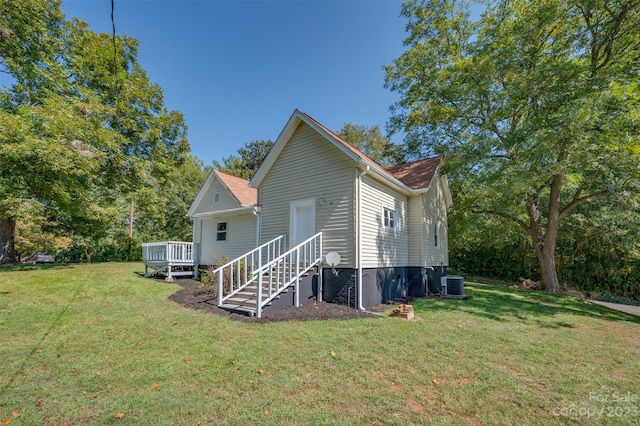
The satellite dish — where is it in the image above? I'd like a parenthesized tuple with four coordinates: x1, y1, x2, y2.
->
(325, 252, 341, 267)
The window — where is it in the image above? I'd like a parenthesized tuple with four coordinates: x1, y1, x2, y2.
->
(383, 207, 396, 230)
(434, 223, 440, 247)
(213, 192, 220, 203)
(216, 221, 227, 241)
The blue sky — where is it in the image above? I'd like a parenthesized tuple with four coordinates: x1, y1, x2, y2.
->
(60, 0, 409, 166)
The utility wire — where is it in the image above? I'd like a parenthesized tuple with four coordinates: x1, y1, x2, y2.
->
(111, 0, 119, 108)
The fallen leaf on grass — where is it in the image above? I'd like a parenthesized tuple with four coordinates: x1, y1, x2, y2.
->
(9, 413, 19, 418)
(257, 369, 264, 374)
(1, 419, 12, 425)
(115, 413, 126, 419)
(151, 383, 160, 389)
(262, 409, 269, 415)
(330, 351, 336, 357)
(432, 379, 440, 385)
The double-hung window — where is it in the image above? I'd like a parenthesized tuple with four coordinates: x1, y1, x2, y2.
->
(216, 221, 227, 241)
(383, 207, 397, 230)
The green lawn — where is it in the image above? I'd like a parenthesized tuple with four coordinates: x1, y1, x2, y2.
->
(1, 263, 639, 425)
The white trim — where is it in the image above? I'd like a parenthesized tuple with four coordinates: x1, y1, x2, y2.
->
(289, 197, 316, 248)
(382, 205, 398, 231)
(250, 109, 414, 196)
(357, 166, 369, 311)
(190, 206, 255, 219)
(188, 170, 255, 218)
(216, 221, 227, 241)
(187, 171, 217, 217)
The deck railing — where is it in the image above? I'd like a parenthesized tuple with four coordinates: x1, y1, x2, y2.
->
(142, 241, 195, 264)
(214, 235, 286, 306)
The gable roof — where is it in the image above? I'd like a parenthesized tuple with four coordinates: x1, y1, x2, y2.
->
(385, 156, 441, 190)
(215, 170, 257, 206)
(187, 169, 257, 218)
(250, 109, 445, 196)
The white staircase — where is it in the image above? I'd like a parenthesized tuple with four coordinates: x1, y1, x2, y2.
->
(213, 233, 323, 317)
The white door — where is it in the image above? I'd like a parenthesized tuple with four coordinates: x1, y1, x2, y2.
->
(290, 198, 315, 247)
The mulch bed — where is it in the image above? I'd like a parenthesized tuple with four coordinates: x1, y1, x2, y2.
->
(166, 278, 391, 323)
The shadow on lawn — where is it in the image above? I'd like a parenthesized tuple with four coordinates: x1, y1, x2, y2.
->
(415, 283, 640, 326)
(0, 263, 75, 272)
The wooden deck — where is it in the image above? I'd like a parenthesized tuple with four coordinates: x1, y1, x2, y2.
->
(142, 241, 198, 279)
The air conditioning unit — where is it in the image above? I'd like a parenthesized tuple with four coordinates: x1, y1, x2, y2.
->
(441, 276, 465, 299)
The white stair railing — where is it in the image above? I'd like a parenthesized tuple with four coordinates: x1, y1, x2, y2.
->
(214, 235, 286, 306)
(256, 232, 322, 318)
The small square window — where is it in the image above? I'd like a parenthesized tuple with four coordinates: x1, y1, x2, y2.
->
(214, 192, 220, 203)
(383, 207, 396, 230)
(216, 222, 227, 241)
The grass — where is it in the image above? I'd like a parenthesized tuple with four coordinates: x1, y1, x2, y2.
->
(1, 263, 639, 425)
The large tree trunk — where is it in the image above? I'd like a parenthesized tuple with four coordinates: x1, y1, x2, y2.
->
(527, 173, 563, 293)
(0, 213, 17, 264)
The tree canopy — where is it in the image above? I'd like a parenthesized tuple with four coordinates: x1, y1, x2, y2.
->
(337, 123, 405, 166)
(213, 139, 273, 179)
(0, 0, 201, 262)
(385, 0, 640, 292)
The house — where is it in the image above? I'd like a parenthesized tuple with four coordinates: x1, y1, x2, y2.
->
(188, 170, 258, 266)
(183, 109, 453, 316)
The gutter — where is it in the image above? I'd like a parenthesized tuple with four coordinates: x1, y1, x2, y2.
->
(357, 165, 370, 311)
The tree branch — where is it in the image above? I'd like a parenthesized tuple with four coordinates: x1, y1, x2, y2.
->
(559, 189, 611, 220)
(471, 207, 530, 233)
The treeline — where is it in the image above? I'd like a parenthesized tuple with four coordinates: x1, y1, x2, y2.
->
(1, 0, 209, 263)
(449, 195, 640, 300)
(3, 1, 639, 302)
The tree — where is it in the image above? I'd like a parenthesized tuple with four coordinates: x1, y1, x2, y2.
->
(337, 123, 405, 166)
(0, 1, 191, 262)
(385, 0, 640, 292)
(213, 139, 273, 179)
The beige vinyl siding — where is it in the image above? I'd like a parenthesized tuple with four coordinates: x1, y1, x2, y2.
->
(360, 175, 409, 268)
(259, 122, 356, 267)
(407, 195, 424, 266)
(422, 174, 449, 266)
(193, 179, 241, 215)
(199, 213, 256, 265)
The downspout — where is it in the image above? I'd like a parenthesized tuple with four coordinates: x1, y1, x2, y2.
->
(357, 165, 370, 311)
(253, 205, 262, 246)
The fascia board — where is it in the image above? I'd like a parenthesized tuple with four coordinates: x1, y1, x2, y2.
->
(250, 110, 303, 188)
(190, 206, 255, 219)
(187, 171, 217, 217)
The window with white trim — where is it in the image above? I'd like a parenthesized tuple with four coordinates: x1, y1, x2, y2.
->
(434, 222, 440, 247)
(383, 207, 397, 230)
(216, 221, 227, 241)
(214, 192, 220, 203)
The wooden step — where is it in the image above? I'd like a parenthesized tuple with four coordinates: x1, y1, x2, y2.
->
(218, 304, 256, 315)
